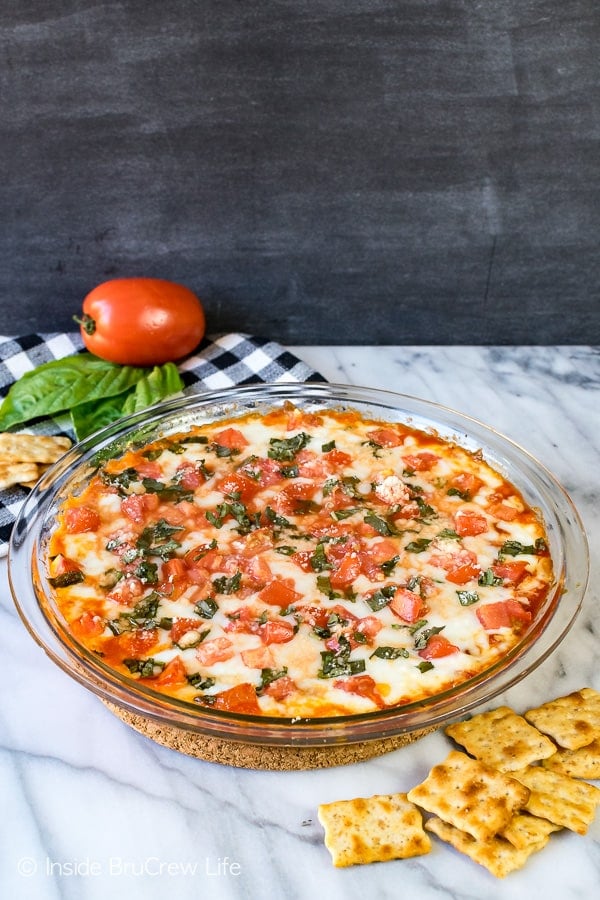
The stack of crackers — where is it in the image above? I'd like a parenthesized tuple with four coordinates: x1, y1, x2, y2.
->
(318, 687, 600, 877)
(0, 433, 72, 491)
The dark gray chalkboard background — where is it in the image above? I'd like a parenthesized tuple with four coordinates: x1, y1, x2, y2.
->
(1, 1, 599, 343)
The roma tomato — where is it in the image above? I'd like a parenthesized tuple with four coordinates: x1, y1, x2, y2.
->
(76, 278, 206, 366)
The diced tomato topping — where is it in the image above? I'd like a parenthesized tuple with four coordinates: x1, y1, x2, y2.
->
(448, 472, 484, 498)
(333, 674, 386, 709)
(212, 428, 249, 451)
(274, 481, 317, 514)
(330, 552, 362, 589)
(211, 682, 260, 715)
(352, 616, 383, 644)
(217, 471, 260, 503)
(65, 506, 100, 533)
(445, 563, 481, 585)
(71, 611, 105, 638)
(454, 509, 488, 536)
(290, 550, 314, 573)
(476, 600, 532, 631)
(106, 576, 145, 604)
(170, 618, 204, 645)
(134, 460, 163, 480)
(257, 579, 301, 608)
(121, 493, 160, 523)
(117, 628, 159, 658)
(162, 557, 188, 580)
(185, 565, 211, 588)
(251, 457, 284, 486)
(158, 557, 190, 599)
(151, 656, 188, 686)
(295, 604, 331, 628)
(418, 634, 459, 659)
(367, 427, 404, 448)
(196, 637, 235, 665)
(262, 675, 297, 700)
(489, 502, 519, 522)
(359, 538, 399, 579)
(402, 452, 439, 471)
(239, 553, 273, 587)
(175, 463, 204, 491)
(430, 549, 480, 585)
(241, 645, 275, 669)
(295, 449, 327, 478)
(259, 620, 296, 644)
(237, 528, 275, 557)
(223, 606, 258, 634)
(52, 554, 82, 576)
(324, 448, 352, 467)
(490, 561, 529, 586)
(389, 588, 427, 623)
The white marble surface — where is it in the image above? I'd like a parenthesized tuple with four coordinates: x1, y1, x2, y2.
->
(1, 345, 599, 900)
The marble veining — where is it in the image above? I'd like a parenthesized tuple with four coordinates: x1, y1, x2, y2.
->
(2, 346, 598, 900)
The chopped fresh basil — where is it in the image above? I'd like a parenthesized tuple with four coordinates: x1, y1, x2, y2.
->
(194, 597, 219, 619)
(212, 572, 242, 595)
(140, 477, 193, 503)
(322, 477, 338, 496)
(380, 554, 401, 576)
(187, 673, 215, 690)
(123, 657, 165, 678)
(413, 624, 445, 650)
(405, 538, 432, 553)
(100, 466, 140, 493)
(500, 538, 547, 557)
(209, 442, 240, 458)
(362, 439, 383, 457)
(332, 507, 362, 521)
(365, 584, 397, 612)
(267, 432, 311, 461)
(364, 512, 397, 536)
(136, 519, 183, 560)
(180, 435, 209, 445)
(437, 528, 460, 540)
(416, 660, 434, 673)
(478, 568, 503, 586)
(447, 486, 471, 501)
(134, 561, 158, 584)
(48, 570, 84, 588)
(275, 545, 297, 556)
(318, 635, 366, 678)
(206, 504, 228, 529)
(340, 476, 362, 499)
(258, 667, 289, 692)
(279, 464, 299, 478)
(310, 542, 332, 572)
(415, 497, 436, 520)
(370, 646, 409, 660)
(321, 440, 336, 452)
(264, 506, 292, 528)
(456, 589, 480, 606)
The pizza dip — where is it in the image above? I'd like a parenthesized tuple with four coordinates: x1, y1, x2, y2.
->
(46, 404, 554, 718)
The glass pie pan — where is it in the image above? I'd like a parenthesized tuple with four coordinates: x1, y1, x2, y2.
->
(8, 382, 589, 765)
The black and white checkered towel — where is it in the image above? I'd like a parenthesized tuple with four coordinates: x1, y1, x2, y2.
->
(0, 332, 324, 554)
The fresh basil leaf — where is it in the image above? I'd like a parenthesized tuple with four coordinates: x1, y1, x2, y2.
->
(0, 353, 147, 430)
(121, 363, 183, 416)
(72, 363, 184, 440)
(71, 392, 131, 440)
